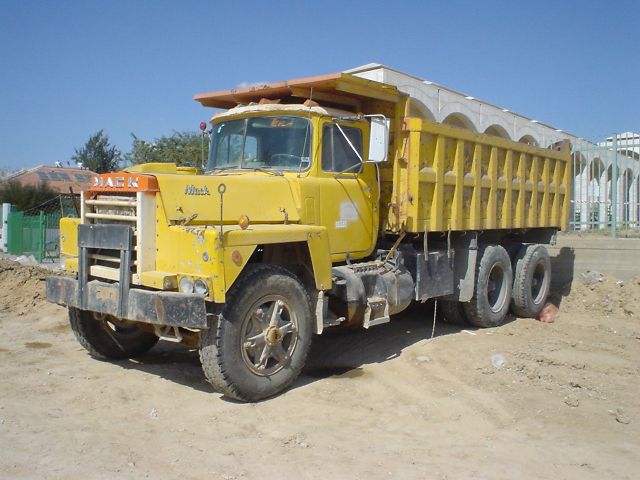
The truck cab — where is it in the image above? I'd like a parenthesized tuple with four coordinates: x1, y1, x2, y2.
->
(205, 104, 384, 260)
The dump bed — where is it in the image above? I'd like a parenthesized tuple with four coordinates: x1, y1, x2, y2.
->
(382, 118, 572, 233)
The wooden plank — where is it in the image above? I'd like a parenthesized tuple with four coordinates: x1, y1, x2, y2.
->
(194, 73, 343, 107)
(336, 79, 402, 104)
(194, 72, 404, 109)
(289, 87, 362, 109)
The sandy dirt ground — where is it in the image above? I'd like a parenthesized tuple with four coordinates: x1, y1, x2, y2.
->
(0, 258, 639, 479)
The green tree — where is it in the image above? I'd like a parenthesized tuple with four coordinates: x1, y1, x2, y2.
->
(125, 131, 208, 167)
(72, 130, 121, 173)
(0, 180, 58, 212)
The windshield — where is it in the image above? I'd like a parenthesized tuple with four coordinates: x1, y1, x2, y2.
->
(207, 116, 311, 172)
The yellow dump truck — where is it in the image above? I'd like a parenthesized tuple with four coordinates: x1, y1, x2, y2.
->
(46, 71, 571, 401)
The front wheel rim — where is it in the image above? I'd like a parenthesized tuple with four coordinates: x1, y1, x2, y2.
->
(240, 295, 299, 376)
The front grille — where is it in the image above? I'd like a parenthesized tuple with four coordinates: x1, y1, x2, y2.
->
(82, 193, 138, 280)
(86, 195, 137, 221)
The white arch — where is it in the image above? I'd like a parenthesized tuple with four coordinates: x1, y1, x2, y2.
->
(484, 124, 511, 140)
(442, 112, 477, 131)
(407, 98, 436, 121)
(573, 152, 588, 177)
(518, 135, 538, 146)
(589, 158, 605, 183)
(437, 101, 480, 131)
(515, 125, 544, 147)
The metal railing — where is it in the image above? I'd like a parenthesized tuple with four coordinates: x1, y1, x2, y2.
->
(570, 133, 640, 237)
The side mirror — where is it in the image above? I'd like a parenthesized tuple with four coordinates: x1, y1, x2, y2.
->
(368, 115, 390, 163)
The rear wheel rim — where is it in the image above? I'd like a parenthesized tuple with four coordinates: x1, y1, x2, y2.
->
(531, 259, 548, 304)
(487, 263, 508, 313)
(240, 295, 299, 376)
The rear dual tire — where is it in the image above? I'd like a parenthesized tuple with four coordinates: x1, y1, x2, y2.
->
(463, 245, 513, 328)
(441, 243, 551, 327)
(511, 244, 551, 318)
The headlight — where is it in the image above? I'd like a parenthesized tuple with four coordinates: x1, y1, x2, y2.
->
(178, 277, 194, 293)
(194, 279, 209, 296)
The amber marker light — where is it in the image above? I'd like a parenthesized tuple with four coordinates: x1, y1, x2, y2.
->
(238, 215, 250, 230)
(231, 250, 242, 265)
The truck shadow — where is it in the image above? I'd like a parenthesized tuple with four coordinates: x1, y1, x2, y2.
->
(118, 344, 215, 394)
(114, 300, 509, 396)
(301, 301, 491, 382)
(548, 246, 575, 309)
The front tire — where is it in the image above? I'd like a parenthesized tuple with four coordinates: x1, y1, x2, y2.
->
(199, 264, 313, 402)
(464, 245, 513, 328)
(69, 307, 159, 360)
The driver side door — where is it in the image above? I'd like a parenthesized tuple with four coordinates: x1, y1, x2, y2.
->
(317, 120, 378, 260)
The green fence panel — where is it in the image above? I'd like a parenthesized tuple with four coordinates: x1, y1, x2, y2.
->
(21, 212, 46, 262)
(7, 195, 80, 262)
(7, 211, 24, 254)
(7, 211, 46, 261)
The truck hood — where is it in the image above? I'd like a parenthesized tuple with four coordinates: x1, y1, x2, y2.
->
(154, 172, 301, 225)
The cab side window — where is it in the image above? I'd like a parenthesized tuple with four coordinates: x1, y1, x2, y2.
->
(322, 124, 363, 173)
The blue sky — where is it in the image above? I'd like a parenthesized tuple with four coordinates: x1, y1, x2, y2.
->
(1, 0, 638, 170)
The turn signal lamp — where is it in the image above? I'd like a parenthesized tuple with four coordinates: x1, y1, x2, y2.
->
(238, 214, 250, 230)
